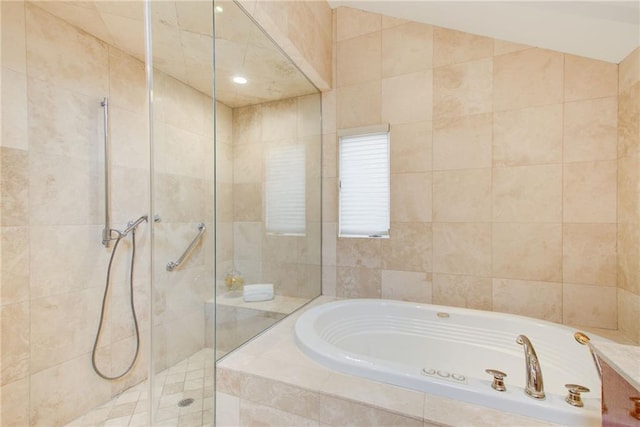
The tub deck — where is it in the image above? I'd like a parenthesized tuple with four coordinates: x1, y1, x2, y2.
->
(217, 296, 593, 426)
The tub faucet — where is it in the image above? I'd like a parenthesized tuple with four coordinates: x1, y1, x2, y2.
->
(516, 335, 545, 399)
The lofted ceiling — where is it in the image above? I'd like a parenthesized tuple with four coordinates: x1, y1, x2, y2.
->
(328, 1, 640, 64)
(32, 0, 317, 108)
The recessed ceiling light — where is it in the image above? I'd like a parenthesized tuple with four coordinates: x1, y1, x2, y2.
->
(214, 6, 223, 13)
(232, 76, 248, 85)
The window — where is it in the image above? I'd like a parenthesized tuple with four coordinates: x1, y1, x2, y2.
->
(339, 125, 390, 238)
(265, 144, 306, 235)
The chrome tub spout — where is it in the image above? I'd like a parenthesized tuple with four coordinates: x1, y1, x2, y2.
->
(516, 335, 545, 399)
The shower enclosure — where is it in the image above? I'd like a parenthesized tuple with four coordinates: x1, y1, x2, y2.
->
(0, 0, 321, 425)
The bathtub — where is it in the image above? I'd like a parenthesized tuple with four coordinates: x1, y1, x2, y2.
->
(295, 299, 605, 425)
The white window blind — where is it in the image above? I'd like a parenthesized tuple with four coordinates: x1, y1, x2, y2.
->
(339, 131, 390, 237)
(265, 144, 306, 235)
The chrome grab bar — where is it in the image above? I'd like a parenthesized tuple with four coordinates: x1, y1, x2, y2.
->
(166, 223, 206, 271)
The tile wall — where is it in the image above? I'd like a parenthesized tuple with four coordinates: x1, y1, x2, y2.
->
(236, 0, 333, 91)
(0, 3, 214, 425)
(617, 47, 640, 343)
(229, 95, 322, 301)
(322, 7, 624, 332)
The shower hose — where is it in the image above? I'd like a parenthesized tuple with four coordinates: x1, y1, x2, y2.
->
(91, 228, 141, 380)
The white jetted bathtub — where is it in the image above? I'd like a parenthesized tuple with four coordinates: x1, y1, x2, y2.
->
(295, 299, 605, 425)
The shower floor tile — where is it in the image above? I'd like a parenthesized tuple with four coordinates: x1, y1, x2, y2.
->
(63, 348, 215, 427)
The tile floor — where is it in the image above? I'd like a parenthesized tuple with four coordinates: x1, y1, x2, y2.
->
(64, 349, 216, 427)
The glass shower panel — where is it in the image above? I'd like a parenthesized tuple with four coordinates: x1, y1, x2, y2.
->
(148, 1, 215, 424)
(214, 0, 322, 360)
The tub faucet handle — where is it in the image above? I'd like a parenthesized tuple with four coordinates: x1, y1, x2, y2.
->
(485, 369, 507, 392)
(565, 384, 590, 407)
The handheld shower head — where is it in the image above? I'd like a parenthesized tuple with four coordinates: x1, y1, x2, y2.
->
(122, 215, 148, 236)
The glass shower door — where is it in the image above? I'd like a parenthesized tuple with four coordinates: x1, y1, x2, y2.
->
(147, 1, 216, 424)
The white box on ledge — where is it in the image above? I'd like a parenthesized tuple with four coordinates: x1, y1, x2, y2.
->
(243, 284, 274, 302)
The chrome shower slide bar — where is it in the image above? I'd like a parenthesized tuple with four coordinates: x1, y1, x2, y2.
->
(100, 97, 112, 248)
(166, 223, 206, 272)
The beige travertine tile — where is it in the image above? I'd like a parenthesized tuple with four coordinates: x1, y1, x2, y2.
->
(617, 83, 640, 158)
(1, 378, 30, 426)
(381, 270, 432, 303)
(337, 31, 381, 87)
(382, 14, 410, 29)
(1, 67, 28, 150)
(298, 93, 322, 137)
(261, 98, 297, 141)
(617, 223, 640, 295)
(30, 225, 110, 299)
(232, 183, 261, 222)
(336, 6, 381, 41)
(492, 164, 562, 223)
(233, 104, 262, 144)
(433, 223, 491, 276)
(319, 394, 422, 427)
(1, 0, 27, 73)
(30, 288, 106, 373)
(433, 169, 491, 222)
(232, 143, 262, 183)
(390, 172, 432, 222)
(322, 177, 337, 223)
(336, 80, 381, 128)
(322, 222, 337, 267)
(493, 278, 562, 323)
(390, 121, 432, 173)
(321, 90, 336, 135)
(239, 399, 318, 426)
(337, 266, 381, 298)
(108, 47, 146, 114)
(155, 124, 210, 179)
(433, 27, 493, 67)
(26, 3, 109, 98)
(563, 223, 616, 287)
(320, 371, 426, 420)
(159, 74, 210, 136)
(336, 236, 381, 268)
(30, 353, 112, 426)
(29, 150, 100, 225)
(432, 273, 492, 310)
(1, 147, 28, 226)
(1, 302, 29, 385)
(618, 288, 640, 344)
(563, 283, 617, 329)
(492, 223, 562, 282)
(110, 107, 148, 170)
(0, 227, 29, 306)
(493, 38, 531, 56)
(563, 160, 617, 223)
(240, 375, 321, 420)
(216, 392, 240, 426)
(564, 97, 617, 162)
(382, 70, 433, 125)
(433, 113, 492, 170)
(433, 59, 492, 120)
(564, 54, 617, 102)
(382, 222, 432, 272)
(617, 155, 639, 224)
(154, 174, 212, 223)
(493, 48, 563, 112)
(619, 46, 640, 94)
(322, 133, 338, 178)
(322, 265, 337, 297)
(492, 103, 563, 167)
(382, 21, 433, 78)
(28, 78, 105, 160)
(423, 392, 553, 427)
